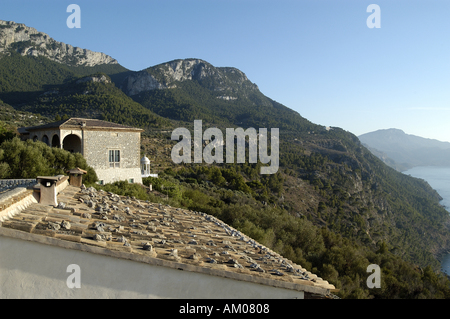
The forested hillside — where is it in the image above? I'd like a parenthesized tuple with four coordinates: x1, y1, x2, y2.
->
(0, 53, 170, 130)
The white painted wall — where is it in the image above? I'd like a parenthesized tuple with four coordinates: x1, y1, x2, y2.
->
(0, 236, 304, 299)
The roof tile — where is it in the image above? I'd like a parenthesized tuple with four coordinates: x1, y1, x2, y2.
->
(20, 118, 143, 132)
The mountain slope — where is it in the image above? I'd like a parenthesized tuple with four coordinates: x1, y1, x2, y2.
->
(0, 19, 130, 107)
(0, 98, 48, 127)
(13, 73, 171, 129)
(359, 129, 450, 170)
(0, 20, 162, 129)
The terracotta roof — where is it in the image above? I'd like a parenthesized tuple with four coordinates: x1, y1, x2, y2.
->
(20, 118, 143, 132)
(0, 185, 336, 297)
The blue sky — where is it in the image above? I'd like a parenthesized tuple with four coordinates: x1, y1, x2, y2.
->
(2, 0, 450, 142)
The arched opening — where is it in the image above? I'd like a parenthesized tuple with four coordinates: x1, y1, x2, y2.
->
(32, 135, 38, 142)
(42, 135, 49, 146)
(51, 134, 60, 148)
(62, 134, 82, 153)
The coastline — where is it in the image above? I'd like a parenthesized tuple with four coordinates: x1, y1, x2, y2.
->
(403, 166, 450, 276)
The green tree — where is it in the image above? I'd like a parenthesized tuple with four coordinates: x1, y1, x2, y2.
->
(0, 137, 97, 181)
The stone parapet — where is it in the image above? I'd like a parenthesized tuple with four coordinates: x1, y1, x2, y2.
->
(0, 179, 37, 193)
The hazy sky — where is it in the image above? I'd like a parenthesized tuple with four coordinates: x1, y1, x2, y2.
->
(2, 0, 450, 142)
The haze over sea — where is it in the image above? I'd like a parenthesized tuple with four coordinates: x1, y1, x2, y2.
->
(404, 166, 450, 275)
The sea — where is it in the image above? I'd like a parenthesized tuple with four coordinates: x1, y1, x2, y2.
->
(403, 166, 450, 275)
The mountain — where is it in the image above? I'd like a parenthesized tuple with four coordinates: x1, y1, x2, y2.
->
(0, 53, 168, 129)
(0, 19, 131, 106)
(0, 20, 166, 129)
(359, 129, 450, 170)
(0, 20, 117, 66)
(1, 20, 450, 298)
(120, 58, 313, 131)
(121, 58, 262, 97)
(15, 73, 171, 129)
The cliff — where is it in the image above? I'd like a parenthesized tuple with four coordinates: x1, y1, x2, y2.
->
(0, 20, 118, 67)
(121, 58, 262, 100)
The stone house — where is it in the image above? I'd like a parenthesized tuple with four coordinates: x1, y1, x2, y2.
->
(19, 118, 143, 185)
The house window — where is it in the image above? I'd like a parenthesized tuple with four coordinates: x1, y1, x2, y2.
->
(109, 150, 120, 168)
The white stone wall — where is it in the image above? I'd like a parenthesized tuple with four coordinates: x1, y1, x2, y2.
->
(0, 236, 304, 299)
(83, 130, 140, 170)
(82, 130, 142, 184)
(25, 128, 143, 185)
(95, 167, 143, 185)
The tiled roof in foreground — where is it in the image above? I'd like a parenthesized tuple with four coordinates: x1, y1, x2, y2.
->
(0, 185, 337, 297)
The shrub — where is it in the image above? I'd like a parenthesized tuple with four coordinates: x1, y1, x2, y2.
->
(0, 137, 97, 181)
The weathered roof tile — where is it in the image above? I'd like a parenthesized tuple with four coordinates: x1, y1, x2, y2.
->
(2, 220, 37, 232)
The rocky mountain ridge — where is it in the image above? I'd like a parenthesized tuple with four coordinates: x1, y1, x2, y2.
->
(0, 20, 118, 67)
(121, 58, 262, 102)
